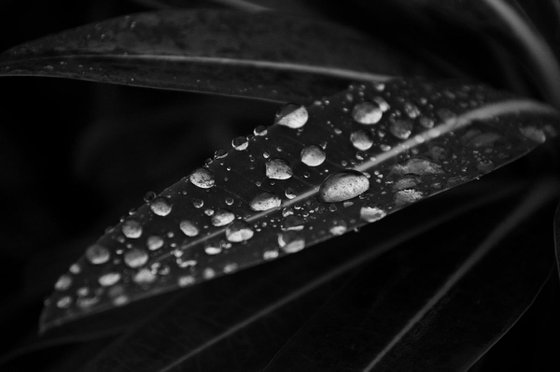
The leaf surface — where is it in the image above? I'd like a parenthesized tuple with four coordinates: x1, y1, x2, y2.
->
(0, 10, 417, 103)
(41, 78, 560, 331)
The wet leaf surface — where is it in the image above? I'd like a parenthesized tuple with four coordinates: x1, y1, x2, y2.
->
(40, 78, 560, 331)
(0, 9, 420, 103)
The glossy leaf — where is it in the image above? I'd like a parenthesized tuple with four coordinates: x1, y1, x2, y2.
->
(263, 180, 557, 372)
(41, 78, 559, 331)
(77, 176, 525, 371)
(0, 10, 420, 103)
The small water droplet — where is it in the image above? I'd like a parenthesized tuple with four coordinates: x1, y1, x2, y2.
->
(214, 149, 228, 159)
(143, 191, 156, 202)
(350, 130, 373, 150)
(250, 192, 282, 211)
(150, 196, 172, 216)
(147, 235, 164, 251)
(389, 119, 413, 139)
(404, 102, 421, 119)
(226, 220, 254, 242)
(57, 296, 72, 309)
(419, 117, 434, 128)
(319, 170, 370, 203)
(122, 220, 142, 239)
(86, 244, 110, 265)
(329, 220, 347, 235)
(192, 198, 204, 208)
(352, 101, 383, 125)
(205, 245, 222, 255)
(134, 268, 156, 284)
(99, 272, 121, 287)
(282, 215, 305, 231)
(275, 104, 308, 129)
(180, 220, 199, 237)
(124, 248, 148, 268)
(225, 197, 234, 206)
(266, 159, 293, 180)
(300, 145, 326, 167)
(189, 168, 215, 189)
(211, 209, 235, 226)
(232, 136, 249, 151)
(278, 232, 305, 253)
(285, 188, 296, 199)
(178, 276, 195, 287)
(360, 206, 387, 222)
(55, 275, 72, 291)
(254, 125, 268, 136)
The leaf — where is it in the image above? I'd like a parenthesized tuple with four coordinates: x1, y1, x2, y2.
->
(69, 176, 525, 371)
(0, 10, 420, 103)
(40, 78, 559, 331)
(261, 179, 557, 371)
(554, 202, 560, 279)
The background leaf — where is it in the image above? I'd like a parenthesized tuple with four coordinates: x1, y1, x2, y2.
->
(40, 78, 559, 331)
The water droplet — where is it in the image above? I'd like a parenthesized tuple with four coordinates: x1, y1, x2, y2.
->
(350, 130, 373, 151)
(329, 220, 347, 235)
(143, 191, 156, 202)
(266, 159, 293, 180)
(189, 168, 215, 189)
(205, 245, 222, 255)
(214, 149, 228, 159)
(393, 158, 443, 175)
(282, 215, 305, 231)
(300, 145, 326, 167)
(254, 125, 268, 136)
(352, 101, 382, 125)
(419, 117, 434, 128)
(520, 126, 546, 143)
(86, 244, 110, 265)
(57, 296, 72, 309)
(134, 268, 156, 284)
(250, 192, 282, 211)
(178, 276, 195, 287)
(192, 199, 204, 208)
(211, 209, 235, 226)
(150, 196, 172, 216)
(278, 232, 305, 253)
(389, 119, 413, 139)
(55, 275, 72, 291)
(404, 102, 421, 119)
(147, 235, 164, 251)
(360, 206, 387, 222)
(180, 220, 199, 237)
(275, 104, 308, 129)
(226, 220, 254, 242)
(122, 220, 142, 239)
(99, 272, 121, 287)
(124, 248, 148, 268)
(319, 170, 370, 203)
(232, 136, 249, 150)
(395, 189, 423, 205)
(285, 188, 296, 199)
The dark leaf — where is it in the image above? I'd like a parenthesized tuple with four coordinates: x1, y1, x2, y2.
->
(41, 78, 559, 331)
(75, 176, 524, 371)
(0, 10, 421, 103)
(263, 179, 557, 372)
(554, 201, 560, 279)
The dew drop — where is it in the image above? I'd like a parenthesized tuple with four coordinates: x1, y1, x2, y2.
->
(211, 209, 235, 226)
(189, 168, 215, 189)
(225, 197, 234, 206)
(55, 275, 72, 291)
(192, 199, 204, 208)
(205, 245, 222, 255)
(254, 125, 268, 136)
(86, 244, 111, 265)
(266, 159, 293, 180)
(319, 170, 370, 203)
(300, 145, 326, 167)
(285, 188, 296, 199)
(329, 220, 348, 236)
(360, 206, 387, 222)
(389, 119, 413, 139)
(226, 220, 254, 242)
(250, 192, 282, 211)
(352, 101, 383, 125)
(232, 136, 249, 150)
(124, 248, 149, 268)
(150, 196, 172, 216)
(180, 220, 199, 237)
(275, 104, 308, 129)
(147, 235, 164, 251)
(178, 276, 195, 287)
(99, 272, 121, 287)
(350, 130, 373, 151)
(57, 296, 72, 309)
(278, 232, 305, 253)
(134, 268, 156, 284)
(122, 220, 142, 239)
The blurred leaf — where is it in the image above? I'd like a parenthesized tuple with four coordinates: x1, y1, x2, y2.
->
(0, 9, 422, 103)
(263, 179, 557, 372)
(40, 78, 559, 331)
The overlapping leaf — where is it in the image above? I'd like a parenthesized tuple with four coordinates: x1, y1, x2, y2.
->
(0, 9, 422, 103)
(40, 78, 560, 331)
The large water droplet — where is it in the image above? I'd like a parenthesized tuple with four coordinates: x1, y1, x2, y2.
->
(180, 220, 199, 237)
(266, 159, 293, 180)
(122, 220, 142, 239)
(150, 196, 172, 216)
(350, 130, 373, 151)
(86, 244, 110, 265)
(275, 104, 308, 129)
(352, 101, 382, 125)
(225, 220, 254, 242)
(99, 272, 121, 287)
(189, 168, 215, 189)
(319, 170, 370, 203)
(300, 145, 326, 167)
(211, 209, 235, 226)
(389, 119, 413, 139)
(278, 232, 305, 253)
(124, 248, 149, 268)
(360, 206, 387, 222)
(250, 192, 282, 211)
